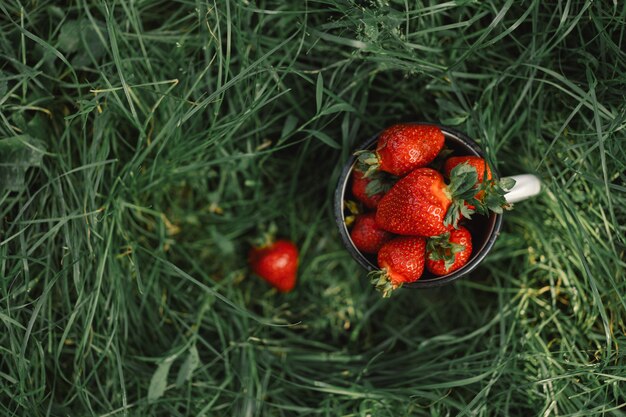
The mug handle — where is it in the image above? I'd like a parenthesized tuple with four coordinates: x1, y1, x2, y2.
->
(503, 174, 542, 203)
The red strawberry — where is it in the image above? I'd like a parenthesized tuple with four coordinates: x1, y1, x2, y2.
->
(248, 240, 298, 292)
(443, 156, 492, 210)
(426, 227, 473, 275)
(351, 170, 385, 209)
(371, 236, 426, 297)
(444, 156, 492, 181)
(375, 168, 454, 237)
(357, 124, 445, 177)
(376, 161, 514, 236)
(350, 213, 392, 254)
(445, 158, 515, 216)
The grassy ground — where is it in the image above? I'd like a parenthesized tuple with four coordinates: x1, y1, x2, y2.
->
(1, 0, 626, 416)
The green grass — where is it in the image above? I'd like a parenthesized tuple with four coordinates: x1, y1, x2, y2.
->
(1, 0, 625, 415)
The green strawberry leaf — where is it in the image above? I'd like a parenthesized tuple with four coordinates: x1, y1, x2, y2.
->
(364, 172, 395, 197)
(444, 201, 461, 228)
(369, 270, 401, 298)
(485, 191, 507, 213)
(447, 163, 478, 198)
(499, 177, 516, 191)
(449, 169, 516, 219)
(427, 233, 465, 271)
(354, 150, 380, 177)
(250, 222, 278, 247)
(365, 178, 384, 196)
(459, 202, 475, 220)
(474, 176, 516, 215)
(444, 198, 476, 228)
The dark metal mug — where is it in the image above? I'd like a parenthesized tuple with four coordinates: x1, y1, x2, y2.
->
(334, 123, 541, 288)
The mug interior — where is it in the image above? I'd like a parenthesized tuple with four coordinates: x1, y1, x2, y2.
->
(334, 124, 502, 288)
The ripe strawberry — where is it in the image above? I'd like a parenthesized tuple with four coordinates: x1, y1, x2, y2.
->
(375, 168, 456, 236)
(376, 162, 514, 236)
(351, 170, 392, 209)
(445, 158, 515, 216)
(350, 213, 392, 254)
(426, 226, 473, 275)
(248, 240, 298, 292)
(443, 156, 492, 210)
(371, 236, 426, 297)
(357, 124, 445, 177)
(444, 156, 492, 181)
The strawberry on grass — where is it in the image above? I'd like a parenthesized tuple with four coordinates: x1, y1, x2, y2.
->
(370, 236, 426, 297)
(248, 239, 299, 293)
(426, 226, 473, 275)
(356, 124, 445, 177)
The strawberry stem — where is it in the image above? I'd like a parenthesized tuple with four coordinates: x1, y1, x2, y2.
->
(427, 233, 465, 272)
(444, 163, 479, 228)
(251, 222, 278, 248)
(444, 162, 516, 227)
(363, 171, 396, 197)
(447, 163, 479, 199)
(369, 270, 401, 298)
(354, 150, 381, 178)
(474, 177, 516, 214)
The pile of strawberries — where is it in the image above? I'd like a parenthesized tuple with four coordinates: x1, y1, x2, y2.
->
(346, 123, 514, 297)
